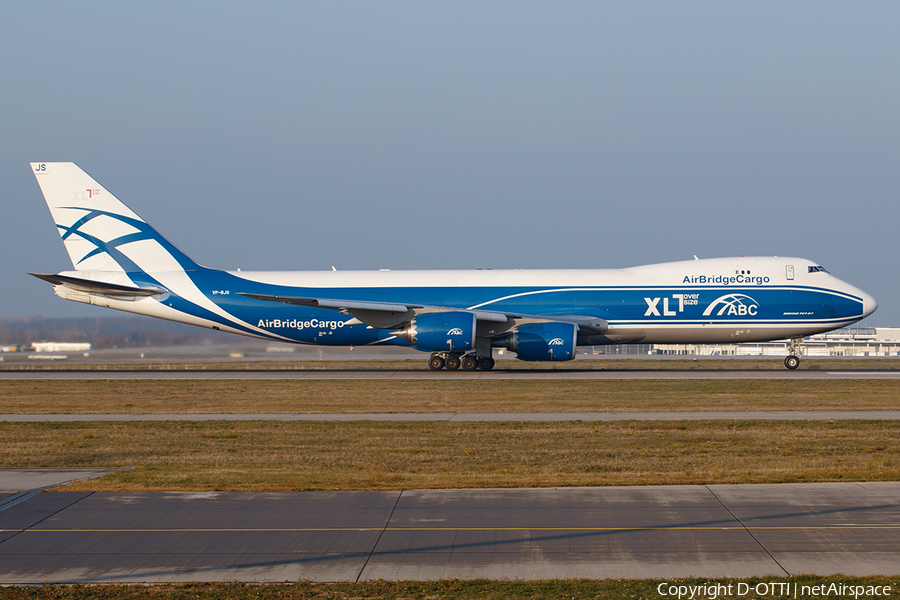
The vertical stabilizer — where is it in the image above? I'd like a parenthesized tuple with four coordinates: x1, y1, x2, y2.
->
(30, 162, 200, 273)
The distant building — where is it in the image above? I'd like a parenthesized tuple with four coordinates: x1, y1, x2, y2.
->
(31, 342, 92, 353)
(649, 327, 900, 357)
(579, 327, 900, 357)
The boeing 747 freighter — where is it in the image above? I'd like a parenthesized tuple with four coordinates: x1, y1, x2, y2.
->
(30, 162, 877, 370)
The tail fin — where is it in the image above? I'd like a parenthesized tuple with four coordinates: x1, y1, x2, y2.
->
(30, 162, 201, 273)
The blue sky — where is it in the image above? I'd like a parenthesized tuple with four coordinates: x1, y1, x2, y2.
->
(2, 2, 898, 326)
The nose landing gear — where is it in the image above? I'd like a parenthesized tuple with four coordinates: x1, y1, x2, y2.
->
(784, 337, 803, 370)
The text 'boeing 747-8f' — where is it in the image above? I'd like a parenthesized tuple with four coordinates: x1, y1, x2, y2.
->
(30, 162, 877, 370)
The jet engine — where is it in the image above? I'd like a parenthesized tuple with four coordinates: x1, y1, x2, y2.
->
(501, 322, 577, 361)
(392, 311, 476, 352)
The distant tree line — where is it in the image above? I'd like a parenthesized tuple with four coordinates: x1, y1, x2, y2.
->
(0, 315, 225, 348)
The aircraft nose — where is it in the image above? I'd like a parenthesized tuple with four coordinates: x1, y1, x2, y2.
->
(863, 292, 878, 318)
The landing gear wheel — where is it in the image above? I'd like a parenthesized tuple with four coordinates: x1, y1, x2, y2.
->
(444, 355, 461, 370)
(461, 356, 478, 371)
(428, 356, 445, 371)
(477, 357, 495, 371)
(784, 355, 800, 370)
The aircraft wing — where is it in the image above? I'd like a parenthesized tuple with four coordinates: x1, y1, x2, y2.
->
(237, 292, 509, 325)
(237, 292, 607, 333)
(237, 292, 417, 314)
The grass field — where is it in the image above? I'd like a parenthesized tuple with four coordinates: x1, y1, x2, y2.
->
(2, 377, 899, 490)
(3, 419, 898, 490)
(2, 379, 900, 413)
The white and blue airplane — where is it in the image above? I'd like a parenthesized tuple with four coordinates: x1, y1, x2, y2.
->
(30, 162, 877, 371)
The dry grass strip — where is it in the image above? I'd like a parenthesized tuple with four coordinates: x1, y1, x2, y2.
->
(2, 379, 899, 414)
(2, 420, 897, 491)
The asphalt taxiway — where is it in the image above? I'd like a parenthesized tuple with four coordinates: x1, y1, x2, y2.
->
(1, 483, 898, 582)
(0, 469, 116, 493)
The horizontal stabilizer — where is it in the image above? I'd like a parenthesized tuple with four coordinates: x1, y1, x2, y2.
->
(30, 273, 164, 298)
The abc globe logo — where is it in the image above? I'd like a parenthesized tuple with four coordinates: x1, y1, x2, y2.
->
(702, 294, 760, 317)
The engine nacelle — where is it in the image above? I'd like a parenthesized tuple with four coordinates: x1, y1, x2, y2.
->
(505, 322, 577, 361)
(392, 311, 476, 352)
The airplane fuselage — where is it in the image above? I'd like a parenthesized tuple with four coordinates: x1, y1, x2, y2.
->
(52, 255, 873, 348)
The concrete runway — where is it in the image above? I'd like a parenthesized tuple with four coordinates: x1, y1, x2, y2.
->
(0, 469, 116, 493)
(1, 483, 898, 582)
(4, 411, 900, 422)
(2, 368, 900, 380)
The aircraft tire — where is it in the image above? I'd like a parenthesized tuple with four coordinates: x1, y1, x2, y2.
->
(429, 356, 445, 370)
(445, 355, 461, 370)
(477, 357, 495, 371)
(784, 355, 800, 370)
(461, 356, 478, 371)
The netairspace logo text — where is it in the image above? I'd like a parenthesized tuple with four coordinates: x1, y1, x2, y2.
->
(656, 581, 893, 599)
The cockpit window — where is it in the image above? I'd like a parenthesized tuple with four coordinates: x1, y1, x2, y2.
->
(808, 266, 829, 273)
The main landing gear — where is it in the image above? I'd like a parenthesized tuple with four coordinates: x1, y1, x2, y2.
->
(784, 337, 802, 370)
(429, 352, 495, 371)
